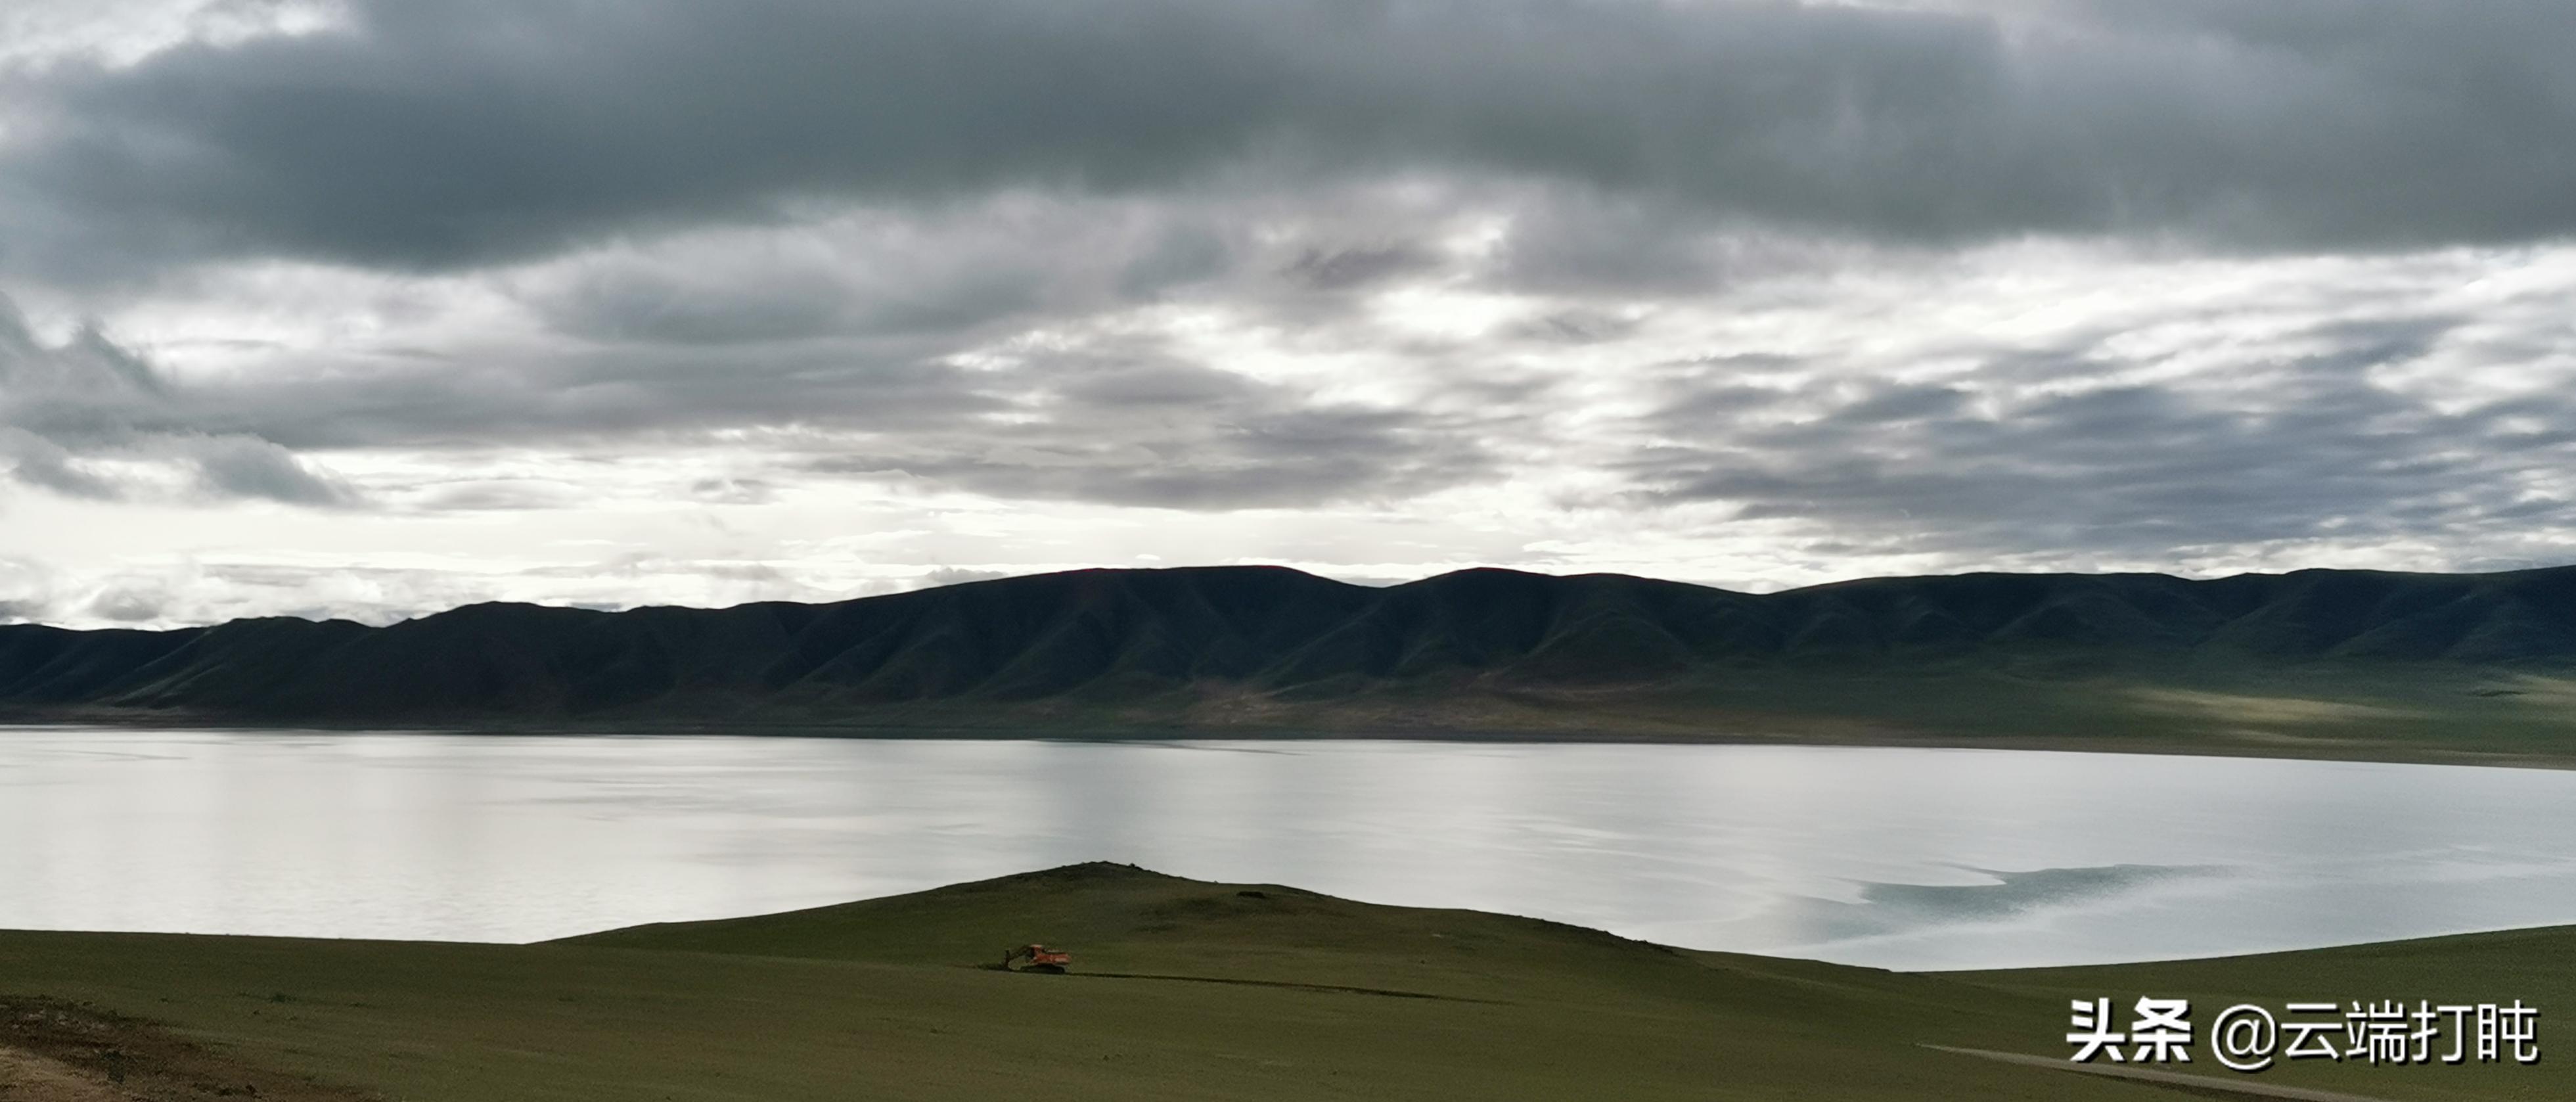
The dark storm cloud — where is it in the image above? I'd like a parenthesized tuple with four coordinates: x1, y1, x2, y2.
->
(1628, 313, 2576, 561)
(183, 433, 355, 504)
(545, 267, 870, 348)
(802, 347, 1499, 509)
(533, 233, 1066, 346)
(510, 197, 1267, 352)
(4, 0, 2571, 581)
(4, 0, 2574, 281)
(184, 338, 1001, 451)
(1480, 198, 1863, 296)
(0, 283, 1488, 512)
(0, 172, 1512, 518)
(1, 431, 122, 499)
(1282, 244, 1439, 291)
(0, 298, 357, 504)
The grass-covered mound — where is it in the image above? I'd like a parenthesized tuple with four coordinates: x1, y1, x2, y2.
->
(0, 863, 2564, 1100)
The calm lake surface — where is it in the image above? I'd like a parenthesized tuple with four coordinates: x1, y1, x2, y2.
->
(7, 727, 2575, 971)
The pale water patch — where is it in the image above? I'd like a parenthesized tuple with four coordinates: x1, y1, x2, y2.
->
(5, 728, 2575, 971)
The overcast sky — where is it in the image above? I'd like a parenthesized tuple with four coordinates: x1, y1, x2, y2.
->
(3, 0, 2574, 628)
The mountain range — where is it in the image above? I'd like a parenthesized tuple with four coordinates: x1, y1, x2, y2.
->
(5, 564, 2575, 743)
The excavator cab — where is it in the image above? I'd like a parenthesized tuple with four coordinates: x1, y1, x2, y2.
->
(1001, 944, 1071, 973)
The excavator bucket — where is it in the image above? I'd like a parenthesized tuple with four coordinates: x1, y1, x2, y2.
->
(1003, 944, 1071, 973)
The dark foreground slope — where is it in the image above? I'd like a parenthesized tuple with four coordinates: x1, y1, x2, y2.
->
(3, 864, 2564, 1101)
(8, 565, 2576, 758)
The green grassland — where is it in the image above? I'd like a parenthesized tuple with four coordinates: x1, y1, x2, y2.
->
(2, 863, 2565, 1101)
(1554, 660, 2576, 769)
(1167, 659, 2576, 770)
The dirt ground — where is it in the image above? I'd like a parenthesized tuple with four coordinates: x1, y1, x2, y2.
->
(0, 997, 373, 1102)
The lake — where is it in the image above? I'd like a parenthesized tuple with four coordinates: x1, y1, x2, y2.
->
(5, 727, 2575, 971)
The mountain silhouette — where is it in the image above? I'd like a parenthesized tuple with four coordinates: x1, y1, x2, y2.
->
(6, 564, 2575, 734)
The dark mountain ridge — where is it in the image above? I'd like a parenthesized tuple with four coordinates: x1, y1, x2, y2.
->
(7, 564, 2576, 733)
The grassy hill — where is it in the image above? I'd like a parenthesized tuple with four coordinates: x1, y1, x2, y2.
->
(7, 564, 2576, 763)
(1, 863, 2565, 1100)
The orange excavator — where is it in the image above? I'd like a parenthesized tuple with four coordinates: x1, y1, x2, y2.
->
(1001, 944, 1071, 973)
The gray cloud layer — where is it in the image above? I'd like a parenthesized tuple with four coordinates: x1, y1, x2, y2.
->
(0, 278, 1493, 512)
(5, 0, 2574, 282)
(5, 0, 2575, 631)
(0, 298, 355, 505)
(1629, 308, 2576, 568)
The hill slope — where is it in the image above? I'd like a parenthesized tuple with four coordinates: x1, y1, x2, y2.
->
(4, 863, 2565, 1101)
(7, 564, 2576, 752)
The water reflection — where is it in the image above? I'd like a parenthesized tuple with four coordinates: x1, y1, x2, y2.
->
(4, 728, 2575, 970)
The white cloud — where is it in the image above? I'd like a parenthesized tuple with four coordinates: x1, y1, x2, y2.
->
(3, 1, 2573, 628)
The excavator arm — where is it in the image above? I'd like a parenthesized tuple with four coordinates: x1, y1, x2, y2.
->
(1000, 944, 1069, 972)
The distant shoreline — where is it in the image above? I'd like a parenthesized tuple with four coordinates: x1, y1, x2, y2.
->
(10, 710, 2574, 771)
